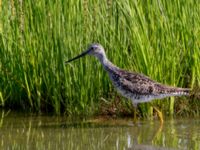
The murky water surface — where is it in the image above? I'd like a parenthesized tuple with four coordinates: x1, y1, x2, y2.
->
(0, 111, 199, 150)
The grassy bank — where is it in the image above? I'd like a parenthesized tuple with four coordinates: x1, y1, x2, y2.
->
(0, 0, 200, 117)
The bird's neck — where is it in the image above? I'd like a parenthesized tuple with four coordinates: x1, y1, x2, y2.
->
(96, 53, 119, 72)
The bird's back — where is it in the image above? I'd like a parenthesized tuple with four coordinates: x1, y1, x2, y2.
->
(106, 67, 190, 104)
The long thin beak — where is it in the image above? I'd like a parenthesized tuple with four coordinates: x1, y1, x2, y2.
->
(65, 49, 90, 63)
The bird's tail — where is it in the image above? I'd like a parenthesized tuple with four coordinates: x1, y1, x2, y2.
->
(174, 85, 200, 99)
(173, 87, 191, 96)
(166, 85, 200, 99)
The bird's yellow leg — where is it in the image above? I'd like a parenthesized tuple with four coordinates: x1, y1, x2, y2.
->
(133, 106, 137, 123)
(152, 106, 163, 125)
(132, 103, 138, 123)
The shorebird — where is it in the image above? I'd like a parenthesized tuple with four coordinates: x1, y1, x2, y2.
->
(65, 43, 191, 124)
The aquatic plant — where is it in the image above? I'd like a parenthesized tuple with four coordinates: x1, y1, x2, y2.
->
(0, 0, 199, 116)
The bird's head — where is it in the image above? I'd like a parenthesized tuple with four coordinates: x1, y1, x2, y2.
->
(65, 43, 106, 63)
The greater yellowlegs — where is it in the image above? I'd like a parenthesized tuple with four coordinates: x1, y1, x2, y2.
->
(65, 43, 190, 123)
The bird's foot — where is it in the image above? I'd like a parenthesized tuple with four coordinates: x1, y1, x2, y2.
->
(132, 107, 138, 124)
(153, 106, 163, 125)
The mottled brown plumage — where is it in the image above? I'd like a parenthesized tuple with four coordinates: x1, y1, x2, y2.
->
(107, 67, 190, 105)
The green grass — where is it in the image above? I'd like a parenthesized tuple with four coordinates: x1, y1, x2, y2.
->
(0, 0, 200, 117)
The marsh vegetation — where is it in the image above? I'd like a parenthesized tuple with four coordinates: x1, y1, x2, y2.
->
(0, 0, 200, 117)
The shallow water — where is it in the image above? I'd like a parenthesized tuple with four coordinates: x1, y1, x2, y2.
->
(0, 111, 199, 150)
